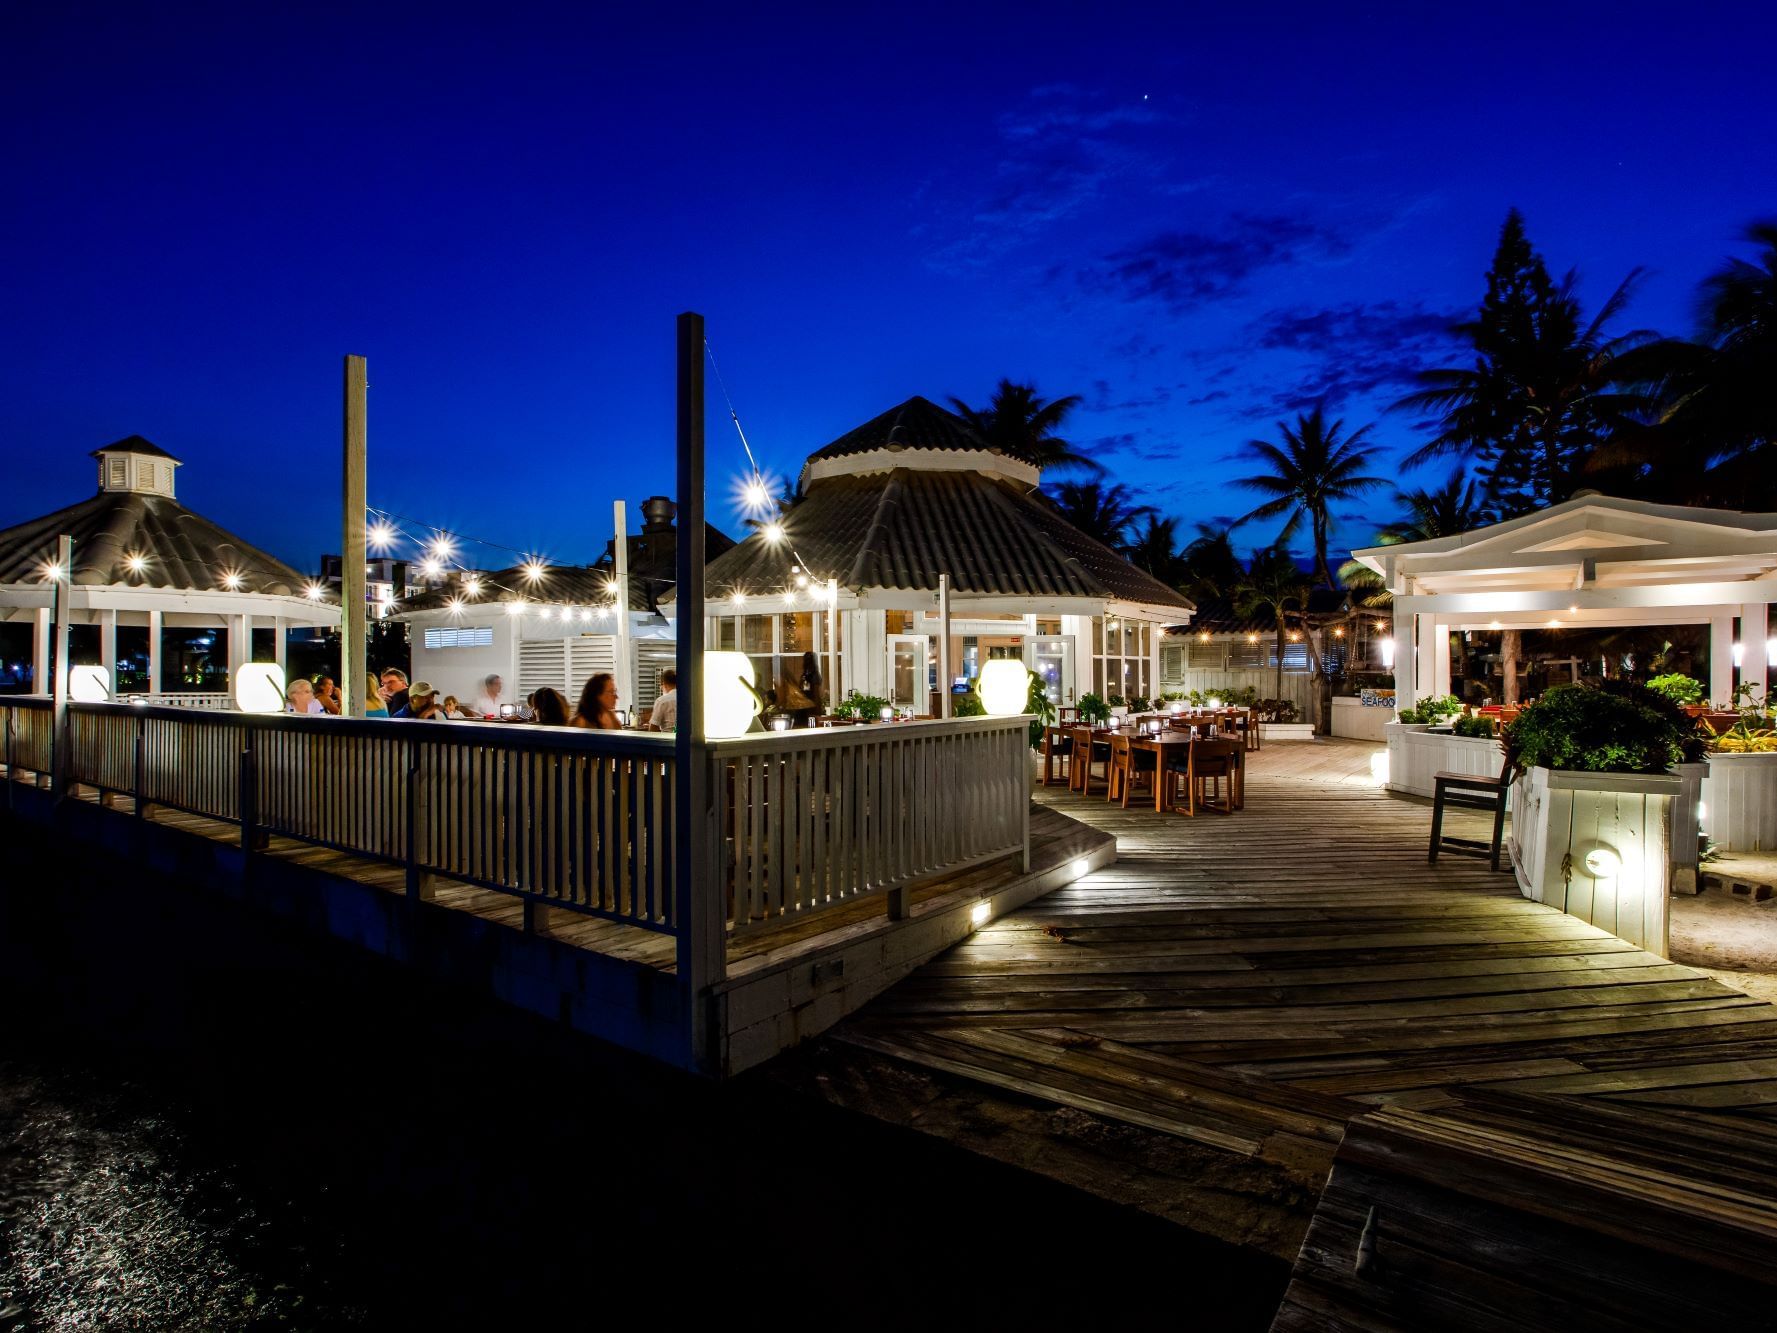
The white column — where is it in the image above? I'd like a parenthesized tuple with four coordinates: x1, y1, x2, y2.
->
(1416, 612, 1438, 701)
(148, 608, 162, 694)
(1431, 621, 1452, 698)
(1742, 602, 1769, 703)
(32, 606, 51, 695)
(1392, 606, 1414, 710)
(273, 616, 288, 672)
(1711, 614, 1735, 706)
(228, 613, 250, 686)
(99, 607, 117, 678)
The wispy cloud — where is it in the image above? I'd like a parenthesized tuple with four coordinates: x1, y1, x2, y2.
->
(1080, 213, 1352, 309)
(1248, 298, 1466, 410)
(923, 85, 1188, 273)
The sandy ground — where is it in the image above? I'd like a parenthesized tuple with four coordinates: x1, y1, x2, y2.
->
(1671, 856, 1777, 1002)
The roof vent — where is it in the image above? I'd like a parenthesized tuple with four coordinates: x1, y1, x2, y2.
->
(641, 496, 676, 533)
(92, 436, 181, 499)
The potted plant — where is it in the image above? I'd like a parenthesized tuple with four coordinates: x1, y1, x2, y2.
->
(1076, 692, 1112, 726)
(1387, 696, 1502, 796)
(1505, 682, 1704, 955)
(833, 690, 892, 722)
(1700, 715, 1777, 854)
(1646, 672, 1706, 714)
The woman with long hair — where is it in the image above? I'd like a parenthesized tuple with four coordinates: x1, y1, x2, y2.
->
(572, 672, 623, 729)
(532, 687, 572, 727)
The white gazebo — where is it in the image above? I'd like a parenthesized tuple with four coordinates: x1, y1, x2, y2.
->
(1353, 494, 1776, 710)
(0, 436, 339, 699)
(682, 396, 1194, 711)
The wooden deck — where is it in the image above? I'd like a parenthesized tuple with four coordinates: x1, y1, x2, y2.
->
(800, 739, 1777, 1317)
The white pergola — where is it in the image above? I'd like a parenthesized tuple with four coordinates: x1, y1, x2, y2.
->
(1352, 495, 1777, 709)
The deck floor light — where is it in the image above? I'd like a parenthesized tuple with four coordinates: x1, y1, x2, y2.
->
(970, 902, 991, 927)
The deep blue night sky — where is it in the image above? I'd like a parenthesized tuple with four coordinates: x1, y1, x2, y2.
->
(4, 2, 1773, 573)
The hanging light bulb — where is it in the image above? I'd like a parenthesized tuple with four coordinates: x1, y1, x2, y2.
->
(125, 552, 149, 576)
(464, 576, 482, 597)
(304, 581, 325, 601)
(367, 521, 398, 549)
(742, 475, 771, 513)
(505, 601, 525, 617)
(40, 561, 62, 580)
(761, 521, 785, 545)
(541, 606, 555, 620)
(446, 596, 465, 614)
(795, 572, 809, 588)
(521, 558, 547, 583)
(730, 590, 747, 607)
(429, 533, 456, 561)
(419, 557, 443, 577)
(220, 570, 244, 591)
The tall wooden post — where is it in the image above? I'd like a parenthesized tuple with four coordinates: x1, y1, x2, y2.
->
(826, 577, 839, 713)
(613, 499, 633, 711)
(342, 355, 369, 716)
(147, 608, 162, 695)
(51, 535, 72, 796)
(673, 312, 718, 1072)
(938, 573, 952, 719)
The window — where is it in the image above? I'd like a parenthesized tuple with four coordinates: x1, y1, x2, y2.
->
(1186, 638, 1226, 669)
(1093, 617, 1151, 699)
(1229, 636, 1265, 669)
(423, 625, 494, 649)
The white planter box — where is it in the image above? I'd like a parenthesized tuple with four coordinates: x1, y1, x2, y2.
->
(1385, 722, 1506, 800)
(1701, 751, 1777, 852)
(1507, 766, 1677, 956)
(1331, 696, 1393, 743)
(1260, 722, 1316, 742)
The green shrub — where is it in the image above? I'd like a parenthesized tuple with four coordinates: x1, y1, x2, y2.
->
(1505, 682, 1704, 775)
(1026, 671, 1056, 748)
(1417, 694, 1463, 719)
(952, 691, 986, 717)
(1452, 714, 1496, 739)
(1645, 673, 1705, 707)
(833, 690, 891, 720)
(1127, 695, 1151, 714)
(1077, 692, 1111, 725)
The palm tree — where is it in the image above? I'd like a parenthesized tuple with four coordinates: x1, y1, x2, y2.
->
(1388, 470, 1494, 543)
(950, 380, 1100, 474)
(1235, 543, 1314, 704)
(1126, 515, 1183, 585)
(1606, 222, 1777, 506)
(1178, 522, 1243, 604)
(1044, 481, 1152, 551)
(1232, 405, 1386, 588)
(1398, 210, 1657, 515)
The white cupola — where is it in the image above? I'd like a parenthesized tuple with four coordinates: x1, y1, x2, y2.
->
(92, 435, 181, 499)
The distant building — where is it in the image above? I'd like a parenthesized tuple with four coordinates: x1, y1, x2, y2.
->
(393, 496, 733, 717)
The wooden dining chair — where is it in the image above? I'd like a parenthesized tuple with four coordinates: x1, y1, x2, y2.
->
(1069, 726, 1109, 795)
(1040, 725, 1072, 787)
(1106, 732, 1158, 808)
(1240, 708, 1261, 752)
(1181, 739, 1241, 816)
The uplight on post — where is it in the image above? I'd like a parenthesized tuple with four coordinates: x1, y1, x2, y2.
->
(1733, 641, 1745, 668)
(977, 659, 1029, 716)
(1379, 637, 1396, 669)
(69, 664, 111, 703)
(703, 651, 762, 739)
(234, 662, 287, 714)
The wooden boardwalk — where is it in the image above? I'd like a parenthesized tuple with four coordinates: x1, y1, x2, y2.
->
(814, 739, 1777, 1315)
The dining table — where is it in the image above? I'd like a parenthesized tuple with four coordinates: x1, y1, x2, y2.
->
(1061, 722, 1246, 813)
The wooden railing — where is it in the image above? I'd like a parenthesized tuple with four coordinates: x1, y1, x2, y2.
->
(8, 702, 1033, 952)
(1, 696, 53, 779)
(713, 716, 1031, 936)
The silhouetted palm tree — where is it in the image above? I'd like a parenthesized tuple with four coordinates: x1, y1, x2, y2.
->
(950, 380, 1099, 474)
(1602, 222, 1777, 506)
(1232, 405, 1386, 588)
(1235, 543, 1314, 702)
(1178, 522, 1243, 604)
(1337, 470, 1492, 606)
(1044, 480, 1152, 551)
(1126, 514, 1183, 585)
(1398, 210, 1657, 514)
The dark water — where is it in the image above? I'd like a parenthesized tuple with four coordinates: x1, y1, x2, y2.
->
(0, 824, 1286, 1330)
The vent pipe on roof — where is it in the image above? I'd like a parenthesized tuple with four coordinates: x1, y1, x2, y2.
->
(642, 496, 676, 532)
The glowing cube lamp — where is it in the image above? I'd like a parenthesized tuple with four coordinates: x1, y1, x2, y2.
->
(977, 659, 1030, 717)
(704, 651, 762, 739)
(234, 662, 288, 714)
(68, 664, 112, 703)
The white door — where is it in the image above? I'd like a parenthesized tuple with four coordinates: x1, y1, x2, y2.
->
(1024, 635, 1075, 705)
(887, 634, 930, 714)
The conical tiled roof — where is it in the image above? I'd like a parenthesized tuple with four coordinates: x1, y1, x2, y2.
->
(89, 434, 181, 463)
(695, 467, 1192, 609)
(0, 490, 309, 595)
(805, 396, 994, 463)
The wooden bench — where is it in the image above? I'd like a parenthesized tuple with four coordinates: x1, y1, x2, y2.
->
(1428, 756, 1510, 871)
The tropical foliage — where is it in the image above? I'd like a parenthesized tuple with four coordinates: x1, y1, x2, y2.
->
(1504, 682, 1704, 774)
(1043, 480, 1153, 551)
(950, 379, 1099, 474)
(1233, 405, 1386, 587)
